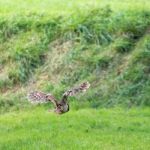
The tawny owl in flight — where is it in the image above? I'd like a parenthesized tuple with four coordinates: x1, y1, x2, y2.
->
(27, 82, 90, 114)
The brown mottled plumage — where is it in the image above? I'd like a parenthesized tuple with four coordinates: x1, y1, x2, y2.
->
(27, 82, 90, 114)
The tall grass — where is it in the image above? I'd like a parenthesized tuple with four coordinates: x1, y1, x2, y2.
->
(0, 0, 150, 111)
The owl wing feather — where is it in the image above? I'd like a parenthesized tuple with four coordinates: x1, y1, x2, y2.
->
(27, 91, 58, 107)
(27, 81, 90, 108)
(62, 81, 90, 98)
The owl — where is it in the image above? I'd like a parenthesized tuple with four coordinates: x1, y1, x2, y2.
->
(27, 82, 90, 114)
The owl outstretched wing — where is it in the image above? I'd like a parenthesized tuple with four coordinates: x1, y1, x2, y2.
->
(27, 81, 90, 114)
(63, 81, 90, 98)
(27, 91, 58, 107)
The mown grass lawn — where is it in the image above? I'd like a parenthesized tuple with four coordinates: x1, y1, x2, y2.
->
(0, 0, 150, 16)
(0, 107, 150, 150)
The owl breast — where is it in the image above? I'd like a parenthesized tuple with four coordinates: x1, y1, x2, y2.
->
(63, 103, 69, 112)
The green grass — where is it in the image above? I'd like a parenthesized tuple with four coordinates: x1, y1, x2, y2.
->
(0, 0, 150, 16)
(0, 1, 150, 149)
(0, 1, 150, 109)
(0, 107, 150, 150)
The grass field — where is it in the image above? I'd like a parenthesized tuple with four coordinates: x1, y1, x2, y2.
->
(0, 107, 150, 150)
(0, 0, 150, 149)
(0, 0, 150, 15)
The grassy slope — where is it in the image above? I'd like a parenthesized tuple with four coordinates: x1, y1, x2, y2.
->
(0, 0, 150, 110)
(0, 108, 150, 150)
